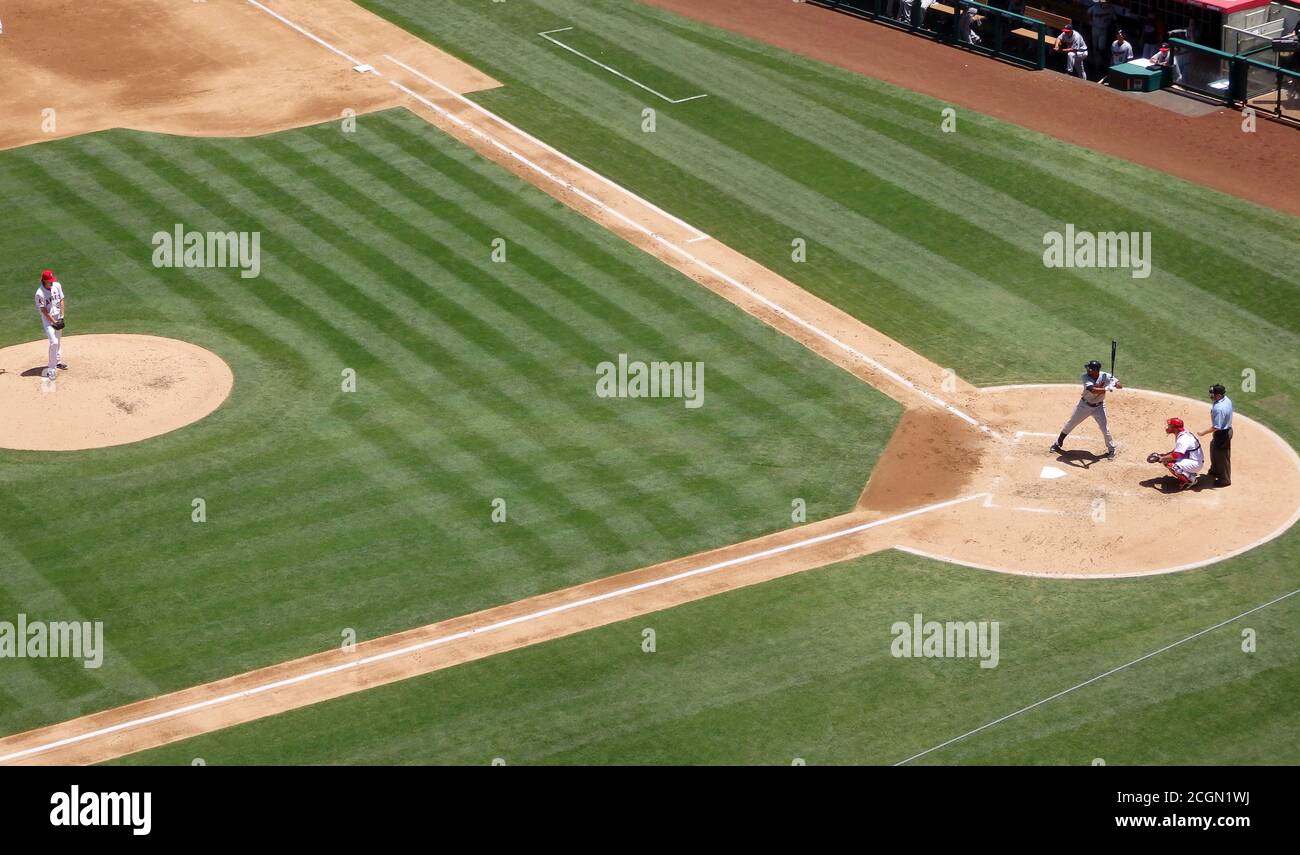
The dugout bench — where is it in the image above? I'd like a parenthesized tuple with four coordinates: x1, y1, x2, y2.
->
(1014, 7, 1066, 49)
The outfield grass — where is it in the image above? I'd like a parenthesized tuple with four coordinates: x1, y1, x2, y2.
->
(112, 0, 1300, 764)
(0, 111, 897, 737)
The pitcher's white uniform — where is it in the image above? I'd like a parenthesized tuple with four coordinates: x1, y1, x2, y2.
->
(35, 279, 64, 377)
(1059, 370, 1117, 447)
(1167, 430, 1204, 483)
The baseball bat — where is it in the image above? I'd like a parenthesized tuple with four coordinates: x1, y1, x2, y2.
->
(1110, 339, 1117, 376)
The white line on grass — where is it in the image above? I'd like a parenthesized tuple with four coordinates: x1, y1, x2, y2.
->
(894, 586, 1300, 765)
(0, 493, 987, 764)
(244, 0, 378, 73)
(537, 27, 708, 104)
(237, 1, 983, 430)
(380, 53, 710, 242)
(383, 67, 998, 435)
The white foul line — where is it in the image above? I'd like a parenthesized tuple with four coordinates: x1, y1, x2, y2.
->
(894, 587, 1300, 765)
(537, 27, 708, 104)
(380, 53, 709, 242)
(244, 0, 378, 73)
(0, 493, 987, 763)
(237, 0, 985, 432)
(382, 64, 997, 435)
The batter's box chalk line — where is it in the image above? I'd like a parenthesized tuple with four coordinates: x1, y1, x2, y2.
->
(537, 26, 709, 104)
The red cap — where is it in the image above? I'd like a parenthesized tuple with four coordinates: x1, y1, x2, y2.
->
(1062, 26, 1072, 33)
(40, 269, 55, 283)
(1166, 417, 1184, 433)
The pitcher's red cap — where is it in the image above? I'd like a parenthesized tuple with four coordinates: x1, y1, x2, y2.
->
(40, 269, 55, 283)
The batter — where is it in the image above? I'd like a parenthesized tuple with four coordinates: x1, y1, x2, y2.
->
(1051, 359, 1121, 459)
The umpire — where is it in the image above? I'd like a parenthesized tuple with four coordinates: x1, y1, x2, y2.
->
(1198, 384, 1233, 487)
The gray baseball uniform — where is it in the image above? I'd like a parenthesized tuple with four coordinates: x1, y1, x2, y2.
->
(1058, 370, 1117, 449)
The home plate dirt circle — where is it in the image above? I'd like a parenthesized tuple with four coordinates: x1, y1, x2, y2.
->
(871, 385, 1300, 578)
(0, 334, 233, 451)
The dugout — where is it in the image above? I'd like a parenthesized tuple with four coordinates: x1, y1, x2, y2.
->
(1026, 0, 1281, 53)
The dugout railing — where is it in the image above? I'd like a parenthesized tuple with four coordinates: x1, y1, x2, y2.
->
(807, 0, 1051, 70)
(1240, 55, 1300, 122)
(1168, 37, 1300, 122)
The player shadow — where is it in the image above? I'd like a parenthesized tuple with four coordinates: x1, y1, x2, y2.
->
(1053, 449, 1106, 470)
(1139, 475, 1212, 494)
(19, 366, 48, 377)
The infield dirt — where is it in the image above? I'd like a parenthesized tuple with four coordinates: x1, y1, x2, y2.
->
(0, 334, 233, 451)
(0, 0, 498, 151)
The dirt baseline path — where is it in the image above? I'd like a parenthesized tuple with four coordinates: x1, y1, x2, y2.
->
(640, 0, 1300, 220)
(1, 0, 1298, 764)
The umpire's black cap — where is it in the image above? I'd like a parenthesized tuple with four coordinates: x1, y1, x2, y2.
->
(1209, 383, 1227, 396)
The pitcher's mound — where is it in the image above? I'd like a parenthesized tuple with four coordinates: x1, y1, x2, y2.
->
(0, 334, 233, 451)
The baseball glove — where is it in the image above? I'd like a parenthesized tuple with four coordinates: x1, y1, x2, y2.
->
(1146, 452, 1163, 464)
(51, 319, 64, 331)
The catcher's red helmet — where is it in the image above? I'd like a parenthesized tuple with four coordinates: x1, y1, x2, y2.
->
(1165, 417, 1184, 433)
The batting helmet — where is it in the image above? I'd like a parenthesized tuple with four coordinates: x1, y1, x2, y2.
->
(1085, 360, 1102, 371)
(1166, 417, 1184, 433)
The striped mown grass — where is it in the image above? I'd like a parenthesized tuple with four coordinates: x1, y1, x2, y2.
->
(118, 540, 1300, 765)
(360, 0, 1298, 431)
(105, 0, 1300, 764)
(0, 110, 897, 737)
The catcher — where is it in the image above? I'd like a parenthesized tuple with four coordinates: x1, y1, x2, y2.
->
(35, 268, 67, 379)
(1146, 417, 1203, 491)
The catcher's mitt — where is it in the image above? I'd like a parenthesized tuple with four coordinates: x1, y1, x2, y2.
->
(51, 319, 64, 330)
(1146, 452, 1163, 464)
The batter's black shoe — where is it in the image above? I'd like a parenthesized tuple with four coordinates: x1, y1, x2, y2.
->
(56, 363, 67, 370)
(1049, 443, 1064, 454)
(1106, 446, 1117, 460)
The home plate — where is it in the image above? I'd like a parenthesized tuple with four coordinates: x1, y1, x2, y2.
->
(1040, 466, 1067, 479)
